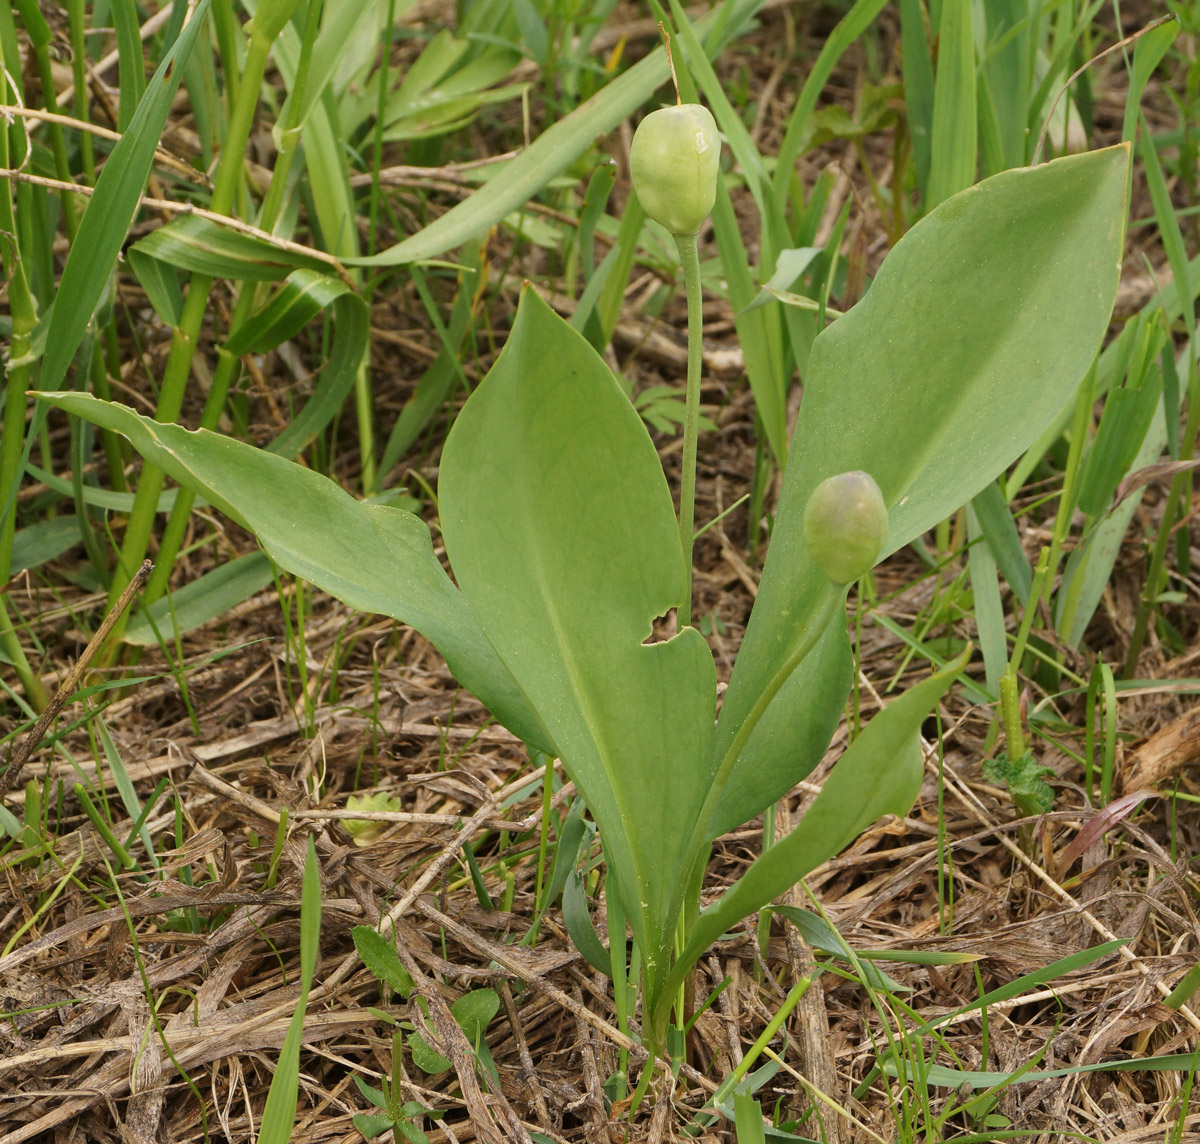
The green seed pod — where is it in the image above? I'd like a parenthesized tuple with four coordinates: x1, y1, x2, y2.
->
(630, 103, 720, 237)
(804, 470, 889, 584)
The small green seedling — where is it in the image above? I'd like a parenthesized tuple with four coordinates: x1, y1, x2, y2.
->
(352, 1030, 441, 1144)
(983, 750, 1056, 820)
(353, 925, 500, 1090)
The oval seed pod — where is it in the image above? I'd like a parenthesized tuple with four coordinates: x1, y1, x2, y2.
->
(629, 103, 720, 237)
(804, 470, 889, 584)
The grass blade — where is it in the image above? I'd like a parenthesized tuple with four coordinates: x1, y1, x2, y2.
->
(38, 0, 213, 395)
(258, 835, 321, 1143)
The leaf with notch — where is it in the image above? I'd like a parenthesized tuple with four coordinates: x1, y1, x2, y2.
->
(438, 287, 715, 989)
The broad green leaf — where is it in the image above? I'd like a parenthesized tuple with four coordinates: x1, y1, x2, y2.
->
(32, 391, 552, 755)
(715, 145, 1130, 829)
(703, 622, 851, 841)
(438, 287, 716, 987)
(38, 0, 212, 393)
(408, 1033, 451, 1075)
(668, 650, 967, 1007)
(123, 552, 275, 646)
(353, 1075, 390, 1112)
(353, 1112, 395, 1138)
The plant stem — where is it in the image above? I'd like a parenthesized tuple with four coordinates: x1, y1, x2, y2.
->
(650, 585, 844, 1028)
(998, 673, 1024, 758)
(142, 6, 323, 608)
(100, 26, 276, 650)
(674, 231, 704, 628)
(0, 60, 49, 712)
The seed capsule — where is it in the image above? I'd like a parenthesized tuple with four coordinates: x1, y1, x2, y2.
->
(804, 470, 889, 584)
(630, 103, 720, 237)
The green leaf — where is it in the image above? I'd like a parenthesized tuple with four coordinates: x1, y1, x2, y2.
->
(438, 287, 715, 985)
(247, 0, 304, 45)
(223, 269, 369, 459)
(1122, 20, 1179, 145)
(10, 516, 81, 574)
(352, 1075, 390, 1111)
(982, 750, 1056, 817)
(733, 1082, 767, 1144)
(32, 391, 552, 755)
(562, 870, 612, 978)
(126, 214, 330, 283)
(887, 1050, 1200, 1089)
(970, 480, 1032, 604)
(899, 0, 934, 193)
(258, 836, 320, 1144)
(927, 0, 977, 207)
(277, 1, 380, 135)
(981, 0, 1034, 172)
(671, 649, 967, 998)
(352, 1112, 396, 1139)
(25, 462, 187, 515)
(127, 245, 183, 326)
(353, 924, 416, 996)
(38, 0, 212, 393)
(715, 145, 1130, 831)
(408, 1032, 451, 1075)
(450, 988, 499, 1044)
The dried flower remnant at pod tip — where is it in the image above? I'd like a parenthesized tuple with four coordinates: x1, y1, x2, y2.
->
(629, 103, 720, 237)
(804, 470, 889, 585)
